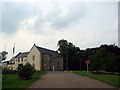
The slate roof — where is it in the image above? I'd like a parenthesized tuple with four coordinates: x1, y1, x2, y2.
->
(36, 46, 56, 54)
(15, 52, 29, 58)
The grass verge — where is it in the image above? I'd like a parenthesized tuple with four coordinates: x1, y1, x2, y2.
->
(73, 71, 120, 88)
(2, 71, 46, 90)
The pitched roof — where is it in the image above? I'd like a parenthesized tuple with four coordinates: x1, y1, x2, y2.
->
(15, 52, 29, 58)
(10, 56, 15, 61)
(36, 46, 56, 54)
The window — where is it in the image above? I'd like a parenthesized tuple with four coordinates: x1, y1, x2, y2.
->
(32, 55, 35, 60)
(44, 55, 46, 60)
(44, 55, 50, 60)
(44, 64, 47, 69)
(44, 64, 49, 69)
(25, 57, 27, 62)
(18, 58, 20, 62)
(21, 57, 23, 62)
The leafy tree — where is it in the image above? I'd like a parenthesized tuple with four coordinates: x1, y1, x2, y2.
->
(18, 63, 35, 80)
(104, 52, 120, 72)
(57, 41, 120, 72)
(88, 44, 120, 73)
(57, 39, 69, 70)
(1, 51, 8, 61)
(90, 47, 107, 71)
(57, 39, 81, 70)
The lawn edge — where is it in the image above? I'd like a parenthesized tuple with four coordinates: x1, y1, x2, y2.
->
(72, 71, 120, 88)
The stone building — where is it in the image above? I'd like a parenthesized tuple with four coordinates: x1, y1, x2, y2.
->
(6, 44, 63, 71)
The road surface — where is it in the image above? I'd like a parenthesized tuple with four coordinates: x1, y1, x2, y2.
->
(28, 71, 118, 89)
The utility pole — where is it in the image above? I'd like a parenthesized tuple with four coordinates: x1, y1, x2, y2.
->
(4, 44, 6, 51)
(80, 58, 81, 71)
(66, 49, 68, 71)
(87, 63, 89, 74)
(66, 46, 68, 71)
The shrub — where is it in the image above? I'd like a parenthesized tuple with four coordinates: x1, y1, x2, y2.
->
(18, 63, 35, 80)
(2, 67, 10, 74)
(2, 67, 17, 74)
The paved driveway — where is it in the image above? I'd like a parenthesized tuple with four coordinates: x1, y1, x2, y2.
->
(28, 71, 118, 89)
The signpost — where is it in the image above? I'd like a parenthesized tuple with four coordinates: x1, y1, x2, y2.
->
(85, 60, 90, 74)
(53, 66, 55, 71)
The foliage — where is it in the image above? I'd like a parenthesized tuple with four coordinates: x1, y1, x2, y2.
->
(2, 67, 17, 74)
(18, 63, 35, 80)
(1, 51, 8, 61)
(57, 39, 120, 72)
(88, 44, 120, 72)
(57, 39, 81, 70)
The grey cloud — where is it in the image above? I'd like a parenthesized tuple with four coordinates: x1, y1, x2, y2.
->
(2, 1, 116, 39)
(33, 2, 88, 33)
(33, 3, 61, 32)
(2, 2, 26, 34)
(2, 2, 88, 35)
(2, 2, 39, 34)
(51, 3, 88, 29)
(33, 14, 46, 32)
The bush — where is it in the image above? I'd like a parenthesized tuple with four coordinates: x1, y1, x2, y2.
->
(18, 63, 35, 80)
(2, 67, 10, 74)
(2, 67, 17, 74)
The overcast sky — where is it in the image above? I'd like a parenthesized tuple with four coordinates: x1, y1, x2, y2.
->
(1, 0, 119, 60)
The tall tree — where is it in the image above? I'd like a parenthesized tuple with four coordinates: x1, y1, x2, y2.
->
(57, 39, 69, 70)
(88, 44, 120, 72)
(57, 39, 81, 70)
(1, 51, 8, 61)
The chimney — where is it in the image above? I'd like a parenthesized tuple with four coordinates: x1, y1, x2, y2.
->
(34, 43, 36, 46)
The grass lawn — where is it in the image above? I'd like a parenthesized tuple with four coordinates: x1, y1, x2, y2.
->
(73, 71, 120, 88)
(2, 71, 46, 90)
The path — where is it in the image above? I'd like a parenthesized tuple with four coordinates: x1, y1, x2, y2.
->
(28, 71, 118, 89)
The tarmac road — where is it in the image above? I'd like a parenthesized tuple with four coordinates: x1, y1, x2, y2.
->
(28, 71, 118, 89)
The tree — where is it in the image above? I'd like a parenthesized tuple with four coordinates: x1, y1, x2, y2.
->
(88, 44, 120, 73)
(57, 39, 69, 70)
(89, 47, 107, 71)
(57, 39, 81, 70)
(1, 51, 8, 61)
(57, 40, 120, 72)
(18, 63, 35, 80)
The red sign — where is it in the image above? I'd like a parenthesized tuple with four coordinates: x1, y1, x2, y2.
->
(85, 60, 90, 64)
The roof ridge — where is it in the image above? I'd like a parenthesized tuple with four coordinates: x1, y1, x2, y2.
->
(35, 45, 56, 54)
(36, 45, 55, 52)
(20, 52, 29, 53)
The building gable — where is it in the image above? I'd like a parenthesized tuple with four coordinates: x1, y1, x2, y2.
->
(27, 44, 42, 70)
